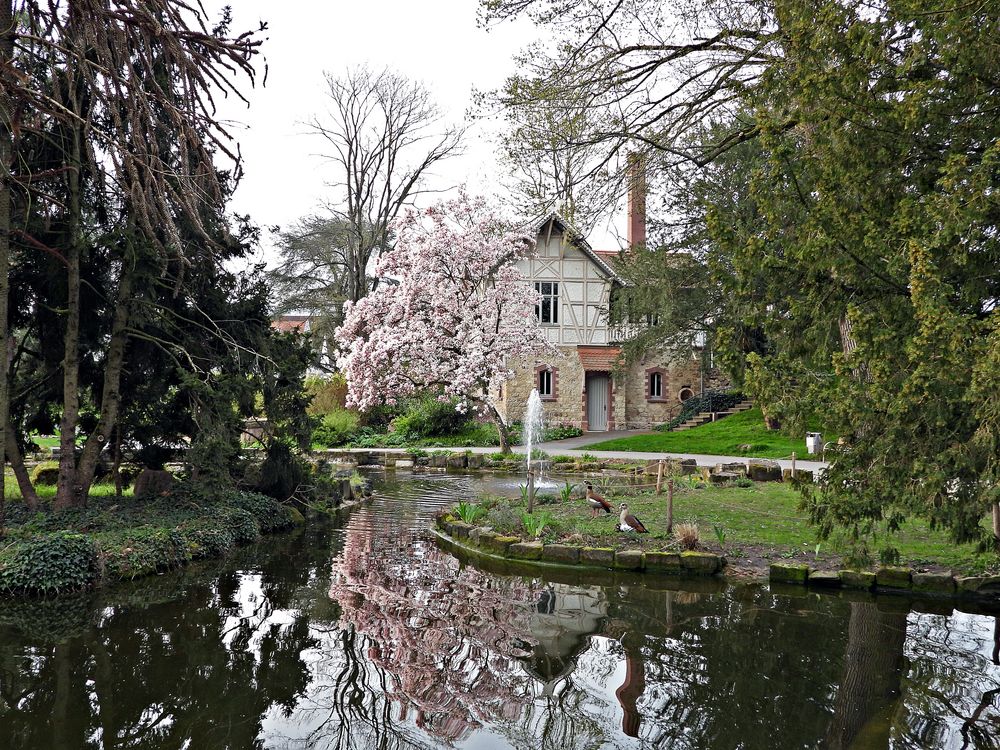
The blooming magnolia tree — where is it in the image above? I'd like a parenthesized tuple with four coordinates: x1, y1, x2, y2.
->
(335, 192, 552, 452)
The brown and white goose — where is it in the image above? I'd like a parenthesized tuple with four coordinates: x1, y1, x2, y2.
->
(585, 481, 612, 518)
(618, 503, 649, 534)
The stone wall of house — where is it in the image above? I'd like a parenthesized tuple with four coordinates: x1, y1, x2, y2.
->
(622, 356, 702, 429)
(499, 347, 587, 428)
(498, 349, 730, 433)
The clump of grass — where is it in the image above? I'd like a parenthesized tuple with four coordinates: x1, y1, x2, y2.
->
(674, 523, 700, 551)
(559, 481, 574, 503)
(454, 501, 486, 525)
(522, 511, 554, 538)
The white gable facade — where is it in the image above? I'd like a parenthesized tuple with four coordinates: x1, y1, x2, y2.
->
(494, 215, 712, 432)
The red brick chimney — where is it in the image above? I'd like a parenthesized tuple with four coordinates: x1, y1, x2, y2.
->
(626, 153, 646, 249)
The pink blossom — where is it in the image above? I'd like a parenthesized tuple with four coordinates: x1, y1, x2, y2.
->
(335, 190, 554, 418)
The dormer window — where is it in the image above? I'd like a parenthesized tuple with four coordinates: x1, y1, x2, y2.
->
(534, 282, 559, 324)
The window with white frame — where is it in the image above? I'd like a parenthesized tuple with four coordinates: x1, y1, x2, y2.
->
(538, 368, 553, 397)
(649, 371, 663, 399)
(534, 282, 559, 324)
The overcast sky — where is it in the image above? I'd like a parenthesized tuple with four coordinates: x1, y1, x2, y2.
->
(209, 0, 626, 264)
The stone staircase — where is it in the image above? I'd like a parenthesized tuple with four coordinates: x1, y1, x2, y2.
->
(671, 400, 754, 431)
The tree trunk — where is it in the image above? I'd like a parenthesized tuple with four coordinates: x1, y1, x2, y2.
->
(6, 429, 40, 510)
(75, 269, 132, 499)
(993, 502, 1000, 547)
(823, 602, 907, 750)
(487, 403, 511, 453)
(0, 0, 14, 534)
(53, 117, 84, 511)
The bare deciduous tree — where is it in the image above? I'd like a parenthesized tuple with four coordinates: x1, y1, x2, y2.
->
(307, 65, 464, 303)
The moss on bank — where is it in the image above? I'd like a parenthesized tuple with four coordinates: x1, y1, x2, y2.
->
(0, 484, 306, 596)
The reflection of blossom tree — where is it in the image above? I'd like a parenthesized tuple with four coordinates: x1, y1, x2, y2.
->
(323, 518, 542, 744)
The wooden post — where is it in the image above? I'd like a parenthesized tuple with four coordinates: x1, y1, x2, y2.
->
(667, 479, 674, 534)
(791, 451, 797, 480)
(527, 470, 535, 515)
(656, 459, 665, 494)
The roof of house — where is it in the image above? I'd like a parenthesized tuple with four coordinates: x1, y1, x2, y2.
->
(272, 315, 311, 333)
(577, 345, 623, 371)
(535, 213, 623, 283)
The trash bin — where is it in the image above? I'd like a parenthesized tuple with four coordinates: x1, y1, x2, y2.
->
(805, 432, 823, 455)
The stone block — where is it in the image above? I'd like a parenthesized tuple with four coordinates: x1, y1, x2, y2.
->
(782, 468, 815, 483)
(486, 535, 519, 555)
(748, 460, 782, 482)
(430, 454, 449, 468)
(475, 530, 498, 549)
(876, 567, 913, 589)
(808, 570, 841, 587)
(839, 570, 876, 590)
(714, 462, 747, 476)
(956, 576, 1000, 596)
(614, 550, 645, 570)
(446, 454, 468, 469)
(710, 472, 739, 485)
(769, 563, 809, 584)
(911, 572, 956, 594)
(680, 551, 722, 575)
(542, 544, 581, 564)
(508, 542, 543, 560)
(450, 521, 472, 539)
(645, 551, 682, 573)
(395, 459, 414, 469)
(466, 454, 484, 469)
(579, 547, 615, 567)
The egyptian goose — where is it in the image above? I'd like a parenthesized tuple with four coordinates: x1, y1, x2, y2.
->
(618, 503, 649, 533)
(585, 481, 612, 518)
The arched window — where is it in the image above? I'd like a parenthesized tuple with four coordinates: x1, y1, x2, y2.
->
(645, 367, 667, 402)
(649, 371, 662, 398)
(535, 365, 557, 400)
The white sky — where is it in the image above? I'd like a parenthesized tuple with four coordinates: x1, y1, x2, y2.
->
(209, 0, 627, 264)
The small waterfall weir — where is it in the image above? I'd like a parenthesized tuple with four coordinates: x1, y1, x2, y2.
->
(523, 389, 544, 511)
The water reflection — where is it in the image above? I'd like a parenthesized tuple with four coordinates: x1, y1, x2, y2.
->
(0, 471, 998, 749)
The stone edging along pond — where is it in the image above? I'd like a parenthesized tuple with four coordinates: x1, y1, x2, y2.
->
(434, 511, 725, 577)
(434, 512, 1000, 603)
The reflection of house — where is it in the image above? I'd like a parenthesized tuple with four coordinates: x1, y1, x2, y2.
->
(526, 585, 609, 686)
(495, 172, 718, 431)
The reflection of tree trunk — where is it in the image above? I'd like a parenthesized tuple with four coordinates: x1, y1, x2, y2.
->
(616, 636, 646, 738)
(823, 603, 907, 750)
(0, 0, 13, 534)
(52, 643, 73, 748)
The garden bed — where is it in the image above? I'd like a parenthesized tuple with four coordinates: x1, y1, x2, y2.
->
(0, 484, 311, 597)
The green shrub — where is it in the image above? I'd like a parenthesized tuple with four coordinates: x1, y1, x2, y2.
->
(30, 461, 60, 486)
(305, 374, 348, 416)
(312, 408, 360, 447)
(735, 477, 754, 488)
(0, 532, 99, 594)
(550, 455, 574, 464)
(224, 490, 296, 533)
(392, 395, 469, 439)
(217, 507, 261, 544)
(100, 528, 192, 580)
(521, 511, 554, 538)
(542, 424, 584, 441)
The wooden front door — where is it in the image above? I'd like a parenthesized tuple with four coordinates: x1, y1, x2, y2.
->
(586, 373, 609, 431)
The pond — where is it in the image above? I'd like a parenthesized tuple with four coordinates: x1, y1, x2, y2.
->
(1, 471, 998, 749)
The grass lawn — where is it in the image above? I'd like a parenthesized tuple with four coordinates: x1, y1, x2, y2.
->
(471, 478, 996, 575)
(584, 407, 833, 459)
